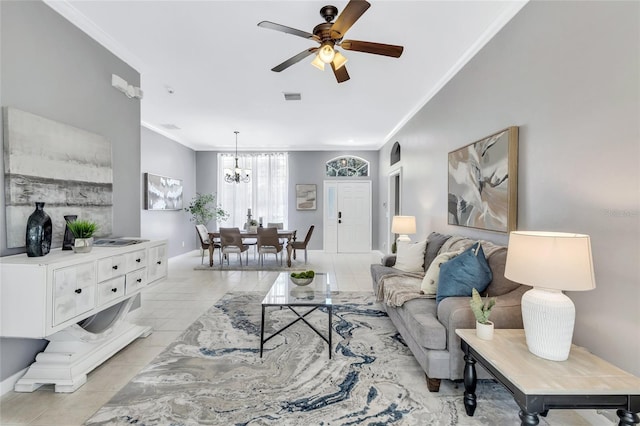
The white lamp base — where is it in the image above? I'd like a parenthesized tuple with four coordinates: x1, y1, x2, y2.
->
(521, 287, 576, 361)
(396, 234, 411, 243)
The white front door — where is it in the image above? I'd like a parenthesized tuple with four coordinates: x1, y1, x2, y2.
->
(324, 181, 371, 253)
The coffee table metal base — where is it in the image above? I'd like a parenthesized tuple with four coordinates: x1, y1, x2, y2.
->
(260, 305, 333, 359)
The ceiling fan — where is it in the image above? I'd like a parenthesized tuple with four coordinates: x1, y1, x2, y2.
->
(257, 0, 404, 83)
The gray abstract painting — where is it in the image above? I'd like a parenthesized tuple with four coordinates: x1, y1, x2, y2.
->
(448, 127, 518, 233)
(4, 108, 112, 248)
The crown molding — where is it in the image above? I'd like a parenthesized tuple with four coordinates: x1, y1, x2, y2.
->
(43, 0, 146, 73)
(381, 0, 529, 148)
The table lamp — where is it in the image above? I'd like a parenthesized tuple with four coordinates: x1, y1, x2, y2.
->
(504, 231, 596, 361)
(391, 215, 416, 243)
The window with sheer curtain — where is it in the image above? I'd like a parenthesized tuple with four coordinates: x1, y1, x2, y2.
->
(217, 153, 288, 229)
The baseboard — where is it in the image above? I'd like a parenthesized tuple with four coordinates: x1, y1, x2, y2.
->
(1, 367, 27, 396)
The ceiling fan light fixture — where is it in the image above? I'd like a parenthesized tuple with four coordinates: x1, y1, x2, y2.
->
(311, 54, 325, 70)
(318, 43, 336, 64)
(332, 50, 348, 70)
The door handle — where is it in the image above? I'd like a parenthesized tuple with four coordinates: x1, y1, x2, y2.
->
(338, 211, 342, 218)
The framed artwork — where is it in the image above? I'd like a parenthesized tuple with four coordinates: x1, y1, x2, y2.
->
(3, 107, 113, 248)
(447, 126, 518, 233)
(296, 184, 317, 210)
(145, 173, 184, 210)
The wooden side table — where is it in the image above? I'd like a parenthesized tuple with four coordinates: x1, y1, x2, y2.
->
(456, 329, 640, 426)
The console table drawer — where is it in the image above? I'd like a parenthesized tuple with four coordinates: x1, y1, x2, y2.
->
(126, 269, 147, 294)
(124, 249, 146, 273)
(53, 262, 96, 326)
(97, 255, 125, 282)
(97, 276, 126, 306)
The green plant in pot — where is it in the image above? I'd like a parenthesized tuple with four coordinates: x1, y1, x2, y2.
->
(470, 288, 496, 340)
(184, 193, 229, 226)
(66, 219, 98, 253)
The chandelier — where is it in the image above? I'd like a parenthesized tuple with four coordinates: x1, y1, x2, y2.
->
(224, 131, 251, 184)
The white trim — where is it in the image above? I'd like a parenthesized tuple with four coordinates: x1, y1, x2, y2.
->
(43, 1, 147, 73)
(382, 1, 529, 147)
(1, 367, 27, 396)
(141, 121, 194, 149)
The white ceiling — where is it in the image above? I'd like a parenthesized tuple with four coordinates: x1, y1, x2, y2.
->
(46, 0, 526, 151)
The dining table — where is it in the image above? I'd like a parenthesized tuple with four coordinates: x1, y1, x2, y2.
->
(207, 229, 297, 267)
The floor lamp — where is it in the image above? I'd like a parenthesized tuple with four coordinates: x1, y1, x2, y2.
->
(504, 231, 596, 361)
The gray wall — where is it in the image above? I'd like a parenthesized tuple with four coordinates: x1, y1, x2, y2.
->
(0, 1, 141, 380)
(141, 127, 196, 256)
(377, 1, 639, 375)
(196, 150, 379, 250)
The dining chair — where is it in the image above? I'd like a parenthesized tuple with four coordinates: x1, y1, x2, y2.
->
(290, 225, 314, 264)
(195, 224, 221, 265)
(257, 227, 283, 266)
(219, 227, 250, 266)
(267, 222, 286, 244)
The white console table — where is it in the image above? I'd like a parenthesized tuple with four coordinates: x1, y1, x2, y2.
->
(0, 239, 168, 393)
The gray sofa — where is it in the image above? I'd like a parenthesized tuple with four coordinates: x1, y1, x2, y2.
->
(371, 232, 528, 391)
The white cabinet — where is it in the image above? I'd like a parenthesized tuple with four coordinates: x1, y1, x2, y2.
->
(0, 239, 168, 392)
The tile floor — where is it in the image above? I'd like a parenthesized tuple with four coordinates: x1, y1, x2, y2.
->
(0, 250, 615, 425)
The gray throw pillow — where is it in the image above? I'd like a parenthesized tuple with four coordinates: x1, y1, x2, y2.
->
(424, 232, 452, 271)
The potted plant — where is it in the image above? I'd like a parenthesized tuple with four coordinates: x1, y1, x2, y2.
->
(66, 219, 98, 253)
(470, 288, 496, 340)
(248, 219, 258, 233)
(184, 193, 229, 226)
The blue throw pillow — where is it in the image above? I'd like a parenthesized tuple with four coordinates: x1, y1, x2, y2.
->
(436, 242, 492, 304)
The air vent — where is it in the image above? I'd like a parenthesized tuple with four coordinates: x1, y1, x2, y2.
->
(284, 93, 302, 101)
(160, 123, 181, 130)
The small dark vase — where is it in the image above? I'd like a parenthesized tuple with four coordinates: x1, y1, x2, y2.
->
(62, 215, 77, 250)
(25, 202, 52, 257)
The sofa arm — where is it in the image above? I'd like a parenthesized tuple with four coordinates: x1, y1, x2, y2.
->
(436, 284, 530, 379)
(381, 255, 397, 267)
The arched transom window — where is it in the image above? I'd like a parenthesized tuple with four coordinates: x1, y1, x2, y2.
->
(326, 156, 369, 177)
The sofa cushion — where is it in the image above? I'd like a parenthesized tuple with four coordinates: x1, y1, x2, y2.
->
(421, 249, 464, 296)
(486, 248, 522, 296)
(394, 240, 427, 273)
(424, 232, 451, 271)
(436, 243, 492, 303)
(395, 298, 447, 350)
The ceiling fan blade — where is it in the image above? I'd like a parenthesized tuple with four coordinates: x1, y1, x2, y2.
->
(258, 21, 319, 41)
(331, 62, 350, 83)
(330, 0, 371, 40)
(341, 39, 404, 58)
(271, 48, 318, 72)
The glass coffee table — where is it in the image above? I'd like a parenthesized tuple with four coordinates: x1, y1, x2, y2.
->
(260, 272, 337, 358)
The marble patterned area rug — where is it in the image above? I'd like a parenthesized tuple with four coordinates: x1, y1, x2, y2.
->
(86, 292, 524, 425)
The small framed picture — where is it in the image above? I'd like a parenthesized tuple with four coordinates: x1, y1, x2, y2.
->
(296, 184, 317, 210)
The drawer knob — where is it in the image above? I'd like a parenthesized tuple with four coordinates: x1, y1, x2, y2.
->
(111, 288, 118, 293)
(136, 278, 142, 283)
(157, 261, 162, 265)
(136, 258, 141, 263)
(112, 265, 118, 270)
(75, 288, 82, 294)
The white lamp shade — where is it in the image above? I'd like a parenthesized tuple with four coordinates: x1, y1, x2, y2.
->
(505, 231, 596, 292)
(391, 216, 416, 235)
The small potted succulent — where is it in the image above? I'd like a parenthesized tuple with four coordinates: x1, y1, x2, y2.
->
(470, 288, 496, 340)
(66, 219, 98, 253)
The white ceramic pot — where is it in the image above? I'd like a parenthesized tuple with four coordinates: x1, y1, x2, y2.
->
(73, 237, 94, 253)
(249, 226, 258, 233)
(476, 320, 494, 340)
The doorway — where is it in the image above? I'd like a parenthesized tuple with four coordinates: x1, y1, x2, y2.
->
(388, 168, 402, 253)
(323, 181, 372, 253)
